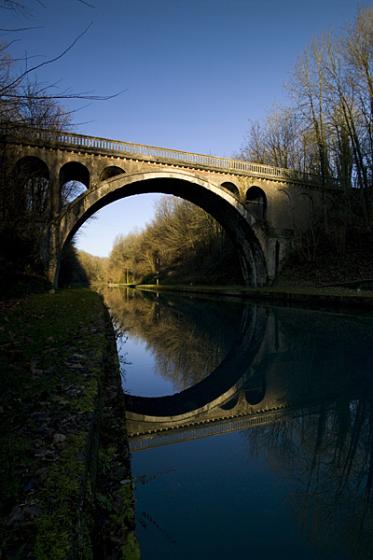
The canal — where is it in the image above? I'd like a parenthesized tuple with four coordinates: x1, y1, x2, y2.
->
(101, 287, 373, 559)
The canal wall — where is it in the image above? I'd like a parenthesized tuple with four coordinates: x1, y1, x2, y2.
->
(0, 289, 140, 559)
(135, 283, 373, 311)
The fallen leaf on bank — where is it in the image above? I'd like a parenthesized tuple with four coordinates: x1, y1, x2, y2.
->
(71, 353, 85, 360)
(7, 504, 41, 526)
(53, 433, 66, 445)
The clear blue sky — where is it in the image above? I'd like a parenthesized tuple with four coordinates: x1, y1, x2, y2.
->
(2, 0, 370, 256)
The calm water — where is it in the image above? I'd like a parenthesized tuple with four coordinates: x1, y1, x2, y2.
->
(102, 287, 373, 560)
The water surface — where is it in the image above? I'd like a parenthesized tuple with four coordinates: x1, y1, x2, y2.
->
(102, 287, 373, 560)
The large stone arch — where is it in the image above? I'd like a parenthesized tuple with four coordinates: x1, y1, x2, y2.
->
(56, 170, 268, 287)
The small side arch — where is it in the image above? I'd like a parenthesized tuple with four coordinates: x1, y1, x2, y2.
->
(100, 165, 126, 182)
(278, 188, 292, 203)
(221, 181, 240, 198)
(276, 188, 294, 229)
(245, 375, 266, 405)
(60, 161, 90, 204)
(220, 395, 239, 410)
(60, 161, 90, 187)
(14, 155, 49, 181)
(296, 192, 314, 229)
(246, 186, 267, 220)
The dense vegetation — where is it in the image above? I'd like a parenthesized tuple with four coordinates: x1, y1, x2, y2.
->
(242, 7, 373, 192)
(0, 1, 106, 292)
(63, 197, 244, 286)
(0, 30, 70, 284)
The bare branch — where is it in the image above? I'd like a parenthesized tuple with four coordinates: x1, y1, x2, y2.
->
(2, 90, 126, 101)
(0, 0, 31, 15)
(0, 23, 93, 94)
(76, 0, 94, 7)
(0, 26, 43, 32)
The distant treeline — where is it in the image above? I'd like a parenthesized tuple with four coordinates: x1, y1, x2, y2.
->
(61, 197, 244, 286)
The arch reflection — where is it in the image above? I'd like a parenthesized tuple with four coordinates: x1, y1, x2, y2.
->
(100, 287, 268, 424)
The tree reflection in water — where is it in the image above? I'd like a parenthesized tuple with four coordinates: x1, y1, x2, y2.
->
(100, 287, 243, 392)
(247, 307, 373, 558)
(242, 399, 372, 558)
(243, 306, 373, 560)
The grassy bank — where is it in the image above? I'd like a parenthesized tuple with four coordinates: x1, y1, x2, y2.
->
(0, 289, 139, 559)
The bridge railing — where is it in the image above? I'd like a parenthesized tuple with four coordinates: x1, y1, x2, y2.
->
(6, 127, 340, 187)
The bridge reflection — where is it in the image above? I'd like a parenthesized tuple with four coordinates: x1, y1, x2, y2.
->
(122, 292, 373, 559)
(123, 294, 373, 455)
(125, 302, 267, 421)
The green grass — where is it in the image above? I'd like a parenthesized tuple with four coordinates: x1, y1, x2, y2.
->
(0, 288, 139, 559)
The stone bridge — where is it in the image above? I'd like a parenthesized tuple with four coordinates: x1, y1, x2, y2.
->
(4, 129, 340, 286)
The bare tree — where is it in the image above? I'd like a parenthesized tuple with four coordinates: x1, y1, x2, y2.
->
(0, 1, 124, 281)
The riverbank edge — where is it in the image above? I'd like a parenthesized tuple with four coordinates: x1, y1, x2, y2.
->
(0, 289, 140, 559)
(134, 283, 373, 311)
(94, 300, 141, 560)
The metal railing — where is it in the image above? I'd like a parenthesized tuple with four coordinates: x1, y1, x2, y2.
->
(6, 127, 340, 187)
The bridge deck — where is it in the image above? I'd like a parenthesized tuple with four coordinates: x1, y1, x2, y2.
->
(5, 128, 340, 188)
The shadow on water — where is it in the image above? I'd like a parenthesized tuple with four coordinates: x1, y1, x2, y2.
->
(101, 287, 373, 560)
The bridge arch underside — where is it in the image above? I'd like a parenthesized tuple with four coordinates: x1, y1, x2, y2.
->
(60, 174, 268, 287)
